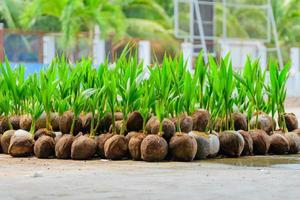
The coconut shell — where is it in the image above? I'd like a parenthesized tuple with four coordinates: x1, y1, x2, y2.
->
(97, 112, 123, 133)
(80, 112, 95, 134)
(0, 134, 2, 153)
(250, 114, 274, 134)
(104, 135, 128, 160)
(34, 128, 56, 141)
(145, 116, 175, 142)
(168, 132, 197, 161)
(55, 134, 74, 159)
(284, 113, 298, 132)
(96, 133, 115, 158)
(19, 115, 32, 131)
(128, 133, 147, 160)
(71, 135, 96, 160)
(214, 118, 225, 132)
(208, 132, 220, 158)
(59, 111, 82, 135)
(126, 111, 143, 132)
(141, 134, 168, 162)
(34, 135, 55, 158)
(285, 132, 300, 154)
(249, 129, 270, 155)
(173, 114, 193, 133)
(192, 109, 210, 132)
(35, 112, 60, 131)
(232, 113, 247, 131)
(1, 130, 15, 154)
(8, 130, 34, 157)
(188, 131, 210, 160)
(9, 115, 20, 130)
(219, 130, 245, 157)
(0, 116, 9, 134)
(54, 132, 63, 144)
(125, 131, 140, 142)
(238, 130, 253, 156)
(269, 133, 290, 155)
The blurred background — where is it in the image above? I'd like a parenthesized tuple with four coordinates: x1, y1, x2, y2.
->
(0, 0, 300, 73)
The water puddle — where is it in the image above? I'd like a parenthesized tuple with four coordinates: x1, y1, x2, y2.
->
(207, 154, 300, 169)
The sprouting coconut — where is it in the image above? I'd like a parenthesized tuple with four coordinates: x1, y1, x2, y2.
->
(172, 114, 193, 133)
(219, 131, 245, 157)
(284, 113, 298, 131)
(35, 112, 60, 131)
(9, 115, 20, 130)
(145, 116, 175, 142)
(141, 134, 168, 162)
(71, 135, 96, 160)
(238, 130, 253, 156)
(59, 110, 82, 135)
(232, 112, 247, 131)
(269, 133, 289, 155)
(126, 111, 143, 132)
(97, 112, 123, 133)
(192, 109, 210, 132)
(55, 134, 75, 159)
(249, 129, 270, 155)
(1, 130, 15, 154)
(188, 131, 210, 160)
(34, 128, 56, 140)
(250, 113, 274, 135)
(284, 132, 300, 154)
(128, 133, 146, 160)
(54, 132, 62, 144)
(19, 114, 32, 131)
(8, 129, 34, 157)
(104, 134, 128, 160)
(80, 112, 94, 134)
(96, 133, 114, 158)
(125, 131, 140, 142)
(169, 132, 197, 161)
(0, 116, 10, 134)
(109, 120, 124, 135)
(34, 135, 55, 158)
(207, 132, 220, 158)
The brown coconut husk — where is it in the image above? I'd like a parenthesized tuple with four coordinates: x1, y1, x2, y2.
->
(59, 111, 82, 135)
(97, 112, 123, 133)
(238, 130, 253, 156)
(192, 109, 210, 132)
(8, 130, 34, 157)
(285, 132, 300, 154)
(249, 129, 270, 155)
(0, 116, 9, 134)
(109, 120, 124, 135)
(1, 130, 15, 154)
(169, 132, 197, 161)
(9, 115, 20, 130)
(19, 114, 32, 131)
(96, 133, 115, 158)
(284, 113, 298, 132)
(34, 135, 55, 158)
(250, 113, 274, 135)
(218, 130, 245, 157)
(214, 117, 225, 132)
(80, 112, 95, 134)
(34, 128, 56, 141)
(128, 132, 147, 160)
(126, 111, 143, 132)
(232, 113, 248, 131)
(125, 131, 140, 142)
(71, 135, 96, 160)
(54, 132, 63, 144)
(145, 116, 175, 142)
(141, 134, 168, 162)
(172, 114, 193, 133)
(104, 135, 128, 160)
(188, 131, 210, 160)
(269, 133, 289, 155)
(55, 134, 75, 159)
(207, 132, 220, 158)
(35, 112, 60, 131)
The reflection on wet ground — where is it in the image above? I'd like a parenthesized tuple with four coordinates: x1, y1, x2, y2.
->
(207, 154, 300, 169)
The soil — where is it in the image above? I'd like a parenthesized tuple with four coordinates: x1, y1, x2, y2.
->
(168, 132, 197, 161)
(34, 135, 55, 158)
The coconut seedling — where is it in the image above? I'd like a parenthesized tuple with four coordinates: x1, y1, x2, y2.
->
(234, 58, 269, 155)
(0, 61, 35, 157)
(141, 61, 171, 162)
(210, 54, 244, 157)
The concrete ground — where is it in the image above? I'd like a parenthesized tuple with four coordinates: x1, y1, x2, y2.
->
(1, 101, 300, 200)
